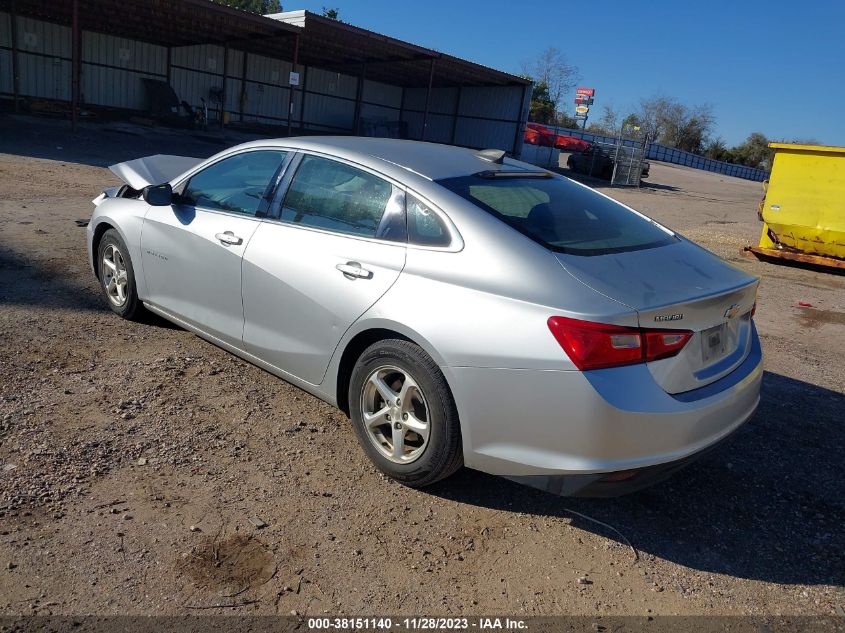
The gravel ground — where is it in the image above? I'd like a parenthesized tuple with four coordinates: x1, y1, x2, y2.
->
(0, 115, 843, 617)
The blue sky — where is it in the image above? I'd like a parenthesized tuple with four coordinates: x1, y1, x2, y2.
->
(288, 0, 845, 146)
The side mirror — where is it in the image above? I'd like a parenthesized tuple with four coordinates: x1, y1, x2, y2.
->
(142, 183, 173, 206)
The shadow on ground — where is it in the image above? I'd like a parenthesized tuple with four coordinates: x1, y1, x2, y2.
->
(426, 371, 845, 586)
(639, 181, 682, 193)
(0, 244, 102, 312)
(0, 243, 179, 330)
(0, 114, 253, 168)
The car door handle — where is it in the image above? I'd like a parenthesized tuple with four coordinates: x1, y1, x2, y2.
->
(215, 231, 243, 246)
(335, 261, 373, 279)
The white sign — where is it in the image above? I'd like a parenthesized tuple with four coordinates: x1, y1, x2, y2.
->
(289, 71, 300, 86)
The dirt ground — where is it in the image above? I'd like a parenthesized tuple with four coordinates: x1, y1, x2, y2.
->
(0, 115, 843, 617)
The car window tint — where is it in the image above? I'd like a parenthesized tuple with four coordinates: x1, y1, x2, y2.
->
(281, 155, 393, 238)
(407, 194, 450, 247)
(438, 174, 677, 256)
(182, 150, 286, 216)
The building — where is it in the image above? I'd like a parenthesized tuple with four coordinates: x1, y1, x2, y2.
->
(0, 0, 531, 154)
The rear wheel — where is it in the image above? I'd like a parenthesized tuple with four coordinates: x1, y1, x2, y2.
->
(98, 229, 144, 320)
(349, 339, 463, 487)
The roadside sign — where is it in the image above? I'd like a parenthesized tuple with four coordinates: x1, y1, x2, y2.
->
(574, 114, 588, 120)
(576, 87, 596, 97)
(575, 105, 589, 114)
(289, 71, 300, 86)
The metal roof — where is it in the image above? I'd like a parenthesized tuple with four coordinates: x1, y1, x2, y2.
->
(2, 0, 530, 88)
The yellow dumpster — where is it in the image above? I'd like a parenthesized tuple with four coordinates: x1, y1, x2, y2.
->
(746, 142, 845, 270)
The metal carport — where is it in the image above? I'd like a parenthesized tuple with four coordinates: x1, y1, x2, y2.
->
(0, 0, 531, 153)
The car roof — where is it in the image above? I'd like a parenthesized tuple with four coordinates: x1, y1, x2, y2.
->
(237, 136, 539, 182)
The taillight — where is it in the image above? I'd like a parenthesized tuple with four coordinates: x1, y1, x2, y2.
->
(643, 330, 693, 362)
(547, 316, 692, 371)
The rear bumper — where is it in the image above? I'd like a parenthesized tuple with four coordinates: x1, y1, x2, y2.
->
(506, 427, 738, 497)
(449, 323, 763, 482)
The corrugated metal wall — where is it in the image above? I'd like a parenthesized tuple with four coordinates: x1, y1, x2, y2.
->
(82, 32, 166, 110)
(0, 11, 528, 152)
(360, 78, 402, 121)
(242, 54, 300, 125)
(303, 67, 357, 131)
(0, 12, 11, 95)
(401, 85, 526, 151)
(12, 15, 72, 101)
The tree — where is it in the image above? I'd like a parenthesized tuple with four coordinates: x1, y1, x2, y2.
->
(732, 132, 773, 170)
(527, 80, 556, 125)
(212, 0, 282, 14)
(594, 104, 618, 135)
(321, 7, 340, 19)
(703, 138, 734, 162)
(635, 95, 714, 152)
(521, 47, 579, 124)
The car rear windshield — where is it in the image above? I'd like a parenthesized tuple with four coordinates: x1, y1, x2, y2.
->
(437, 174, 677, 255)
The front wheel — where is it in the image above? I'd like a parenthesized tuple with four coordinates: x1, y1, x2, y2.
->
(349, 339, 463, 487)
(97, 229, 144, 320)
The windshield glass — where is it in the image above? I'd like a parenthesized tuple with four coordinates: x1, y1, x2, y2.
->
(437, 174, 677, 255)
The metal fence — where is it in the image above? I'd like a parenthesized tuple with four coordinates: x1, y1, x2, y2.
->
(547, 125, 770, 182)
(645, 145, 768, 181)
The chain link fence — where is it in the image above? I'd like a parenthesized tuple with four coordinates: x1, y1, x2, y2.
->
(548, 126, 769, 182)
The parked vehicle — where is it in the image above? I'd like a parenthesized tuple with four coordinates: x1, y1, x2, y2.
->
(88, 138, 761, 495)
(568, 146, 651, 181)
(524, 124, 593, 153)
(554, 135, 592, 153)
(524, 122, 556, 147)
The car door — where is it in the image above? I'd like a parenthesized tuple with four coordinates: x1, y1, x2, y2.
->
(140, 149, 289, 347)
(242, 153, 407, 385)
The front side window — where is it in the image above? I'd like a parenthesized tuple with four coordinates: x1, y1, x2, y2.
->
(437, 174, 676, 255)
(181, 150, 287, 216)
(281, 155, 403, 240)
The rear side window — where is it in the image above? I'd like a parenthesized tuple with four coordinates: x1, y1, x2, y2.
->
(182, 150, 287, 216)
(407, 194, 450, 247)
(281, 155, 404, 240)
(437, 174, 677, 255)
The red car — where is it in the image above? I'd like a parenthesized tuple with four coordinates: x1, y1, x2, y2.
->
(524, 122, 555, 147)
(524, 123, 593, 153)
(554, 135, 592, 152)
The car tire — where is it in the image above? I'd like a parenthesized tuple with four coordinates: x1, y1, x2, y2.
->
(97, 228, 144, 321)
(349, 339, 463, 487)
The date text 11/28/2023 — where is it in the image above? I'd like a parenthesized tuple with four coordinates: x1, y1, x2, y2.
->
(307, 617, 528, 630)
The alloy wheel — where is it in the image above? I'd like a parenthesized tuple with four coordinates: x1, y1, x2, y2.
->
(360, 365, 430, 464)
(102, 243, 129, 307)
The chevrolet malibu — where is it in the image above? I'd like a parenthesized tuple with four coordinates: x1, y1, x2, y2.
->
(87, 137, 762, 496)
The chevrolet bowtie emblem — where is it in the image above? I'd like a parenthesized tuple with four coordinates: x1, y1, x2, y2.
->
(724, 303, 741, 319)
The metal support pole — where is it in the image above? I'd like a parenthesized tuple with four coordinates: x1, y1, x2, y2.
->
(219, 42, 228, 129)
(71, 0, 80, 131)
(449, 85, 461, 145)
(298, 64, 308, 131)
(398, 87, 406, 138)
(421, 57, 436, 141)
(10, 0, 20, 113)
(511, 83, 529, 155)
(239, 51, 248, 123)
(353, 60, 366, 135)
(286, 33, 299, 137)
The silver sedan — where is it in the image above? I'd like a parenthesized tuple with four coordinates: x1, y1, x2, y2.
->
(87, 137, 762, 495)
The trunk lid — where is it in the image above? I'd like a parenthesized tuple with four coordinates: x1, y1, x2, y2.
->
(556, 239, 758, 394)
